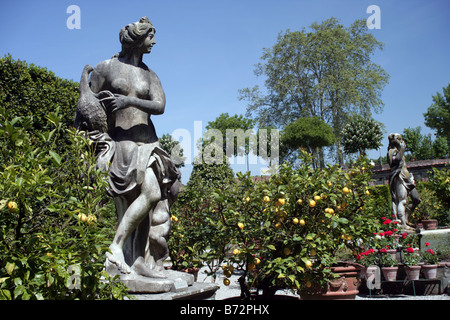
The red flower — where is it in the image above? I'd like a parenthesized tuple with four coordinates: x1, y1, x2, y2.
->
(381, 217, 386, 220)
(385, 231, 393, 236)
(393, 228, 397, 232)
(383, 219, 392, 225)
(380, 248, 387, 253)
(406, 247, 414, 253)
(379, 232, 384, 237)
(425, 242, 430, 246)
(401, 233, 407, 239)
(426, 249, 434, 255)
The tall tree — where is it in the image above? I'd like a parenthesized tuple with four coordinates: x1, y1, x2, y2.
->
(402, 127, 448, 160)
(423, 83, 450, 146)
(239, 18, 389, 166)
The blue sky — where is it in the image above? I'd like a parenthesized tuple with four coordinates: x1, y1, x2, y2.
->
(1, 0, 449, 183)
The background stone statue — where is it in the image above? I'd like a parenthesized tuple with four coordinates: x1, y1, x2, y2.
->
(387, 133, 420, 231)
(75, 17, 181, 279)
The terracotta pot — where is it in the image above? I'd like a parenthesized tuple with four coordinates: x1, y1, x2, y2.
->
(381, 266, 398, 281)
(404, 265, 421, 280)
(422, 264, 438, 279)
(300, 263, 361, 300)
(421, 219, 438, 230)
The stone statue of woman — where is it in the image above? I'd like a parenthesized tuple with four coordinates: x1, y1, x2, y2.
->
(387, 133, 420, 231)
(75, 17, 180, 279)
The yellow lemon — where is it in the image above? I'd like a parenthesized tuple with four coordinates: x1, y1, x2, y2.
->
(277, 198, 286, 205)
(314, 195, 321, 201)
(305, 260, 313, 268)
(365, 190, 370, 195)
(245, 197, 251, 203)
(263, 196, 270, 203)
(223, 278, 230, 286)
(233, 248, 240, 255)
(248, 263, 256, 271)
(299, 219, 306, 226)
(254, 258, 261, 265)
(342, 187, 350, 194)
(275, 222, 282, 229)
(238, 222, 244, 230)
(297, 199, 303, 205)
(306, 281, 312, 288)
(224, 270, 232, 278)
(309, 200, 316, 208)
(8, 201, 18, 212)
(292, 218, 299, 224)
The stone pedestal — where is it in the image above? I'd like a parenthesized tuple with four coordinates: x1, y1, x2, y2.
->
(106, 260, 220, 299)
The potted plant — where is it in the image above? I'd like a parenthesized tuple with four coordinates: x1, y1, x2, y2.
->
(356, 248, 377, 280)
(420, 242, 439, 279)
(378, 248, 399, 281)
(402, 247, 421, 280)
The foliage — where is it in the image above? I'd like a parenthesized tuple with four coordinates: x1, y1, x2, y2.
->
(239, 17, 389, 165)
(378, 250, 398, 267)
(159, 133, 185, 169)
(342, 114, 384, 157)
(423, 83, 450, 145)
(0, 108, 128, 299)
(281, 117, 335, 169)
(426, 166, 450, 225)
(0, 54, 79, 155)
(411, 182, 445, 223)
(168, 159, 236, 277)
(204, 150, 380, 298)
(402, 126, 448, 160)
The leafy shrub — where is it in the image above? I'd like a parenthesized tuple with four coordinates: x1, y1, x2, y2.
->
(0, 107, 128, 299)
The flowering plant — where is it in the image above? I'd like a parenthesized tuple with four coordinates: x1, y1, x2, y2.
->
(402, 247, 420, 266)
(356, 249, 377, 267)
(421, 243, 439, 265)
(373, 216, 400, 250)
(378, 249, 398, 267)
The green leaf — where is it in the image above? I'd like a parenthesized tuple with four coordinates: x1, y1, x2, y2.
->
(0, 277, 10, 284)
(0, 289, 11, 300)
(267, 244, 276, 251)
(49, 150, 61, 165)
(5, 262, 15, 275)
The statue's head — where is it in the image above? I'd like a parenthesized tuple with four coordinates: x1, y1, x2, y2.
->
(118, 17, 155, 56)
(388, 133, 404, 149)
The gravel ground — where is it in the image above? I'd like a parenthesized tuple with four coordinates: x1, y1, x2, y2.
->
(196, 266, 450, 300)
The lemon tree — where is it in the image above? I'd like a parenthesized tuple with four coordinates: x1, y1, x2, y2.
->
(0, 108, 128, 299)
(210, 150, 379, 298)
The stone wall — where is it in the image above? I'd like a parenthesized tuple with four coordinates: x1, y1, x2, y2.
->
(370, 158, 450, 186)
